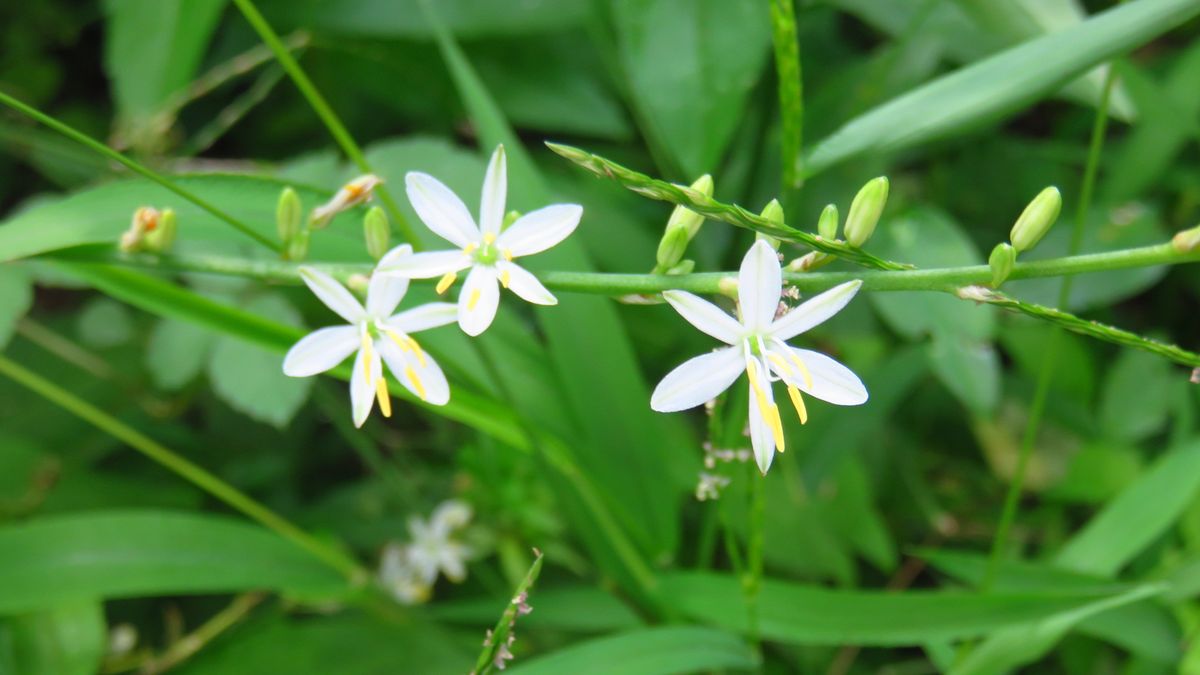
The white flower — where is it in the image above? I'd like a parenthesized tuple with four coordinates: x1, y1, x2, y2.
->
(379, 543, 431, 605)
(282, 245, 455, 427)
(650, 240, 868, 474)
(310, 174, 383, 228)
(378, 145, 582, 336)
(406, 500, 472, 584)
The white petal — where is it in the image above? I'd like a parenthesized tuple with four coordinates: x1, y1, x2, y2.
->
(738, 239, 782, 331)
(378, 250, 472, 280)
(367, 273, 409, 318)
(776, 346, 868, 406)
(479, 145, 507, 237)
(376, 243, 414, 271)
(283, 326, 360, 376)
(384, 302, 459, 334)
(405, 172, 480, 248)
(379, 338, 451, 406)
(439, 544, 469, 582)
(748, 383, 776, 474)
(299, 267, 366, 324)
(457, 266, 500, 337)
(663, 291, 742, 345)
(769, 280, 862, 341)
(650, 346, 745, 412)
(497, 261, 556, 305)
(350, 343, 381, 428)
(495, 204, 582, 258)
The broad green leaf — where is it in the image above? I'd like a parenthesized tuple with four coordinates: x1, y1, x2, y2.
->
(998, 317, 1096, 403)
(1046, 442, 1143, 505)
(0, 601, 106, 675)
(0, 264, 31, 349)
(146, 318, 215, 390)
(257, 0, 591, 38)
(0, 510, 347, 614)
(506, 627, 755, 675)
(208, 294, 311, 428)
(926, 332, 1000, 416)
(609, 0, 771, 176)
(661, 571, 1155, 645)
(75, 297, 134, 348)
(1098, 339, 1175, 443)
(805, 0, 1200, 175)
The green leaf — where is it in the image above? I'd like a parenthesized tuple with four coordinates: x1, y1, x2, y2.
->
(256, 0, 591, 38)
(75, 297, 134, 348)
(661, 571, 1155, 645)
(926, 332, 1000, 416)
(146, 318, 215, 390)
(505, 627, 754, 675)
(208, 293, 311, 428)
(805, 0, 1200, 175)
(0, 510, 347, 614)
(0, 264, 31, 349)
(609, 0, 771, 176)
(1098, 347, 1174, 443)
(0, 601, 106, 675)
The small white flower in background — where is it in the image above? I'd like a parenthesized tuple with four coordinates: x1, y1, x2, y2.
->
(282, 245, 456, 427)
(378, 500, 473, 605)
(378, 145, 583, 336)
(310, 174, 383, 228)
(379, 543, 432, 605)
(651, 240, 868, 474)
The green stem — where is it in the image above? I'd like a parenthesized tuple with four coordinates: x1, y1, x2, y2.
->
(769, 0, 803, 189)
(228, 0, 419, 247)
(0, 355, 366, 582)
(0, 90, 278, 252)
(744, 470, 766, 663)
(473, 550, 543, 674)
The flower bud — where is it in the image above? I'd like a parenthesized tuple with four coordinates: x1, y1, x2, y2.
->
(286, 228, 310, 261)
(786, 251, 832, 272)
(364, 206, 390, 260)
(1172, 224, 1200, 253)
(844, 177, 888, 247)
(757, 199, 784, 250)
(145, 208, 177, 252)
(988, 242, 1015, 287)
(310, 174, 383, 229)
(817, 204, 839, 240)
(1010, 186, 1061, 253)
(503, 209, 521, 230)
(666, 174, 713, 240)
(119, 206, 160, 252)
(656, 226, 690, 271)
(665, 259, 694, 275)
(277, 187, 301, 244)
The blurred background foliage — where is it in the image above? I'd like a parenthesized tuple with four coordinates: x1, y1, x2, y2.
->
(1, 0, 1200, 673)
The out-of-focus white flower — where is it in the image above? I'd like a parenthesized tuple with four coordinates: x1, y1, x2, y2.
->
(379, 542, 432, 605)
(310, 174, 383, 228)
(378, 500, 473, 605)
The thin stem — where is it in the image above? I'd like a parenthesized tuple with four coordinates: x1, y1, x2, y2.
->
(138, 593, 265, 674)
(0, 90, 279, 252)
(228, 0, 419, 247)
(744, 470, 767, 663)
(473, 550, 543, 674)
(0, 355, 366, 582)
(770, 0, 803, 189)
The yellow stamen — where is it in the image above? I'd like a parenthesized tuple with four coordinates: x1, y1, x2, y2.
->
(464, 242, 477, 254)
(360, 332, 374, 381)
(436, 271, 457, 294)
(787, 385, 808, 425)
(467, 289, 481, 310)
(746, 360, 786, 453)
(500, 270, 511, 289)
(344, 183, 363, 198)
(385, 330, 428, 368)
(502, 249, 513, 261)
(405, 336, 427, 367)
(767, 353, 794, 376)
(769, 403, 786, 452)
(788, 351, 814, 389)
(405, 366, 427, 400)
(375, 378, 392, 417)
(483, 233, 496, 245)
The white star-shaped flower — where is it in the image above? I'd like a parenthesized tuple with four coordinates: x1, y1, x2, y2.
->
(406, 500, 472, 584)
(283, 245, 455, 427)
(651, 240, 869, 474)
(378, 145, 582, 336)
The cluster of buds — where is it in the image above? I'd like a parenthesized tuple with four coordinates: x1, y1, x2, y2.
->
(118, 206, 177, 253)
(693, 441, 750, 501)
(988, 187, 1062, 287)
(276, 174, 390, 262)
(786, 177, 889, 273)
(653, 174, 713, 275)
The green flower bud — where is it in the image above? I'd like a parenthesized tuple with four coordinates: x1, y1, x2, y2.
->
(1010, 187, 1061, 253)
(665, 174, 713, 240)
(1173, 224, 1200, 253)
(503, 209, 522, 230)
(817, 204, 839, 240)
(666, 259, 695, 275)
(988, 242, 1015, 287)
(844, 177, 889, 247)
(145, 208, 177, 252)
(364, 206, 390, 260)
(655, 225, 690, 271)
(757, 199, 784, 250)
(286, 228, 310, 262)
(276, 187, 302, 244)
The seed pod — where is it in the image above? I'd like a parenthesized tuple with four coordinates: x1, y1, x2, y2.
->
(844, 177, 889, 247)
(277, 187, 302, 244)
(364, 206, 390, 260)
(817, 203, 839, 240)
(1010, 187, 1061, 253)
(988, 242, 1015, 287)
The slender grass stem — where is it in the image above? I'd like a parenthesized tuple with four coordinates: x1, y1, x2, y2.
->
(228, 0, 419, 247)
(770, 0, 804, 189)
(744, 469, 767, 663)
(0, 355, 367, 582)
(0, 90, 279, 252)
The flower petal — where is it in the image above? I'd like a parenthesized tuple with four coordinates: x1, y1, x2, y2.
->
(384, 302, 458, 334)
(350, 343, 381, 428)
(299, 267, 366, 324)
(283, 325, 360, 376)
(367, 272, 409, 318)
(748, 383, 776, 474)
(406, 172, 480, 248)
(737, 239, 782, 330)
(379, 338, 451, 406)
(479, 145, 507, 237)
(769, 280, 862, 340)
(378, 250, 471, 280)
(495, 204, 582, 257)
(663, 291, 742, 344)
(457, 265, 500, 336)
(650, 346, 744, 412)
(775, 346, 868, 405)
(497, 261, 556, 305)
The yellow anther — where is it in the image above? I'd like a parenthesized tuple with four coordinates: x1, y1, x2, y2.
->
(769, 403, 786, 452)
(788, 351, 814, 389)
(360, 332, 374, 381)
(435, 271, 457, 294)
(464, 243, 477, 254)
(500, 270, 511, 289)
(467, 288, 481, 310)
(344, 182, 363, 198)
(405, 366, 427, 400)
(502, 249, 513, 261)
(787, 385, 808, 425)
(747, 359, 786, 452)
(375, 378, 392, 417)
(483, 233, 496, 245)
